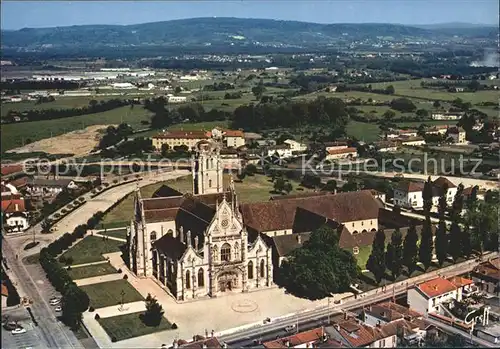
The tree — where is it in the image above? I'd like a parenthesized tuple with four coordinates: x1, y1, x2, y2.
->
(419, 177, 434, 270)
(61, 283, 89, 330)
(245, 164, 257, 176)
(160, 143, 170, 156)
(403, 223, 419, 275)
(252, 85, 266, 100)
(366, 229, 386, 284)
(416, 109, 429, 118)
(143, 293, 164, 327)
(274, 177, 286, 194)
(236, 171, 246, 182)
(278, 225, 359, 300)
(385, 85, 395, 95)
(322, 180, 337, 193)
(390, 98, 416, 113)
(449, 184, 465, 261)
(385, 228, 403, 279)
(382, 110, 396, 120)
(283, 182, 293, 194)
(433, 100, 441, 108)
(435, 189, 448, 266)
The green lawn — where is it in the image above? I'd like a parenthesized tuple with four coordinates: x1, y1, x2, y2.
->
(2, 106, 153, 151)
(81, 279, 144, 309)
(67, 263, 117, 280)
(355, 245, 372, 269)
(61, 236, 124, 265)
(346, 120, 381, 142)
(98, 311, 172, 342)
(102, 173, 312, 224)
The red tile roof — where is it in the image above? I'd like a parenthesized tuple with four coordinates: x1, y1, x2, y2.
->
(448, 276, 474, 288)
(8, 176, 29, 188)
(179, 337, 222, 348)
(263, 327, 324, 348)
(1, 165, 23, 176)
(1, 196, 26, 213)
(396, 181, 425, 193)
(222, 129, 244, 137)
(417, 277, 457, 298)
(327, 147, 357, 155)
(1, 283, 8, 297)
(154, 130, 210, 140)
(335, 320, 376, 347)
(433, 176, 457, 189)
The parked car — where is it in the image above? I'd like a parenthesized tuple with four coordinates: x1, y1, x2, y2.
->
(55, 306, 62, 312)
(284, 324, 296, 332)
(49, 298, 61, 306)
(263, 317, 271, 324)
(12, 327, 27, 335)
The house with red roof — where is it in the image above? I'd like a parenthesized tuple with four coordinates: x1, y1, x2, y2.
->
(1, 181, 29, 232)
(393, 177, 458, 211)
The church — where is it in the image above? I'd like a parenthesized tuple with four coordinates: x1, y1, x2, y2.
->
(128, 139, 273, 301)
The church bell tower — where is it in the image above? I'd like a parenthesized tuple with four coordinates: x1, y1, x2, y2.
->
(192, 140, 223, 195)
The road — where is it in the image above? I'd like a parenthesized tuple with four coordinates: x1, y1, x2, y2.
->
(219, 252, 498, 347)
(2, 238, 83, 349)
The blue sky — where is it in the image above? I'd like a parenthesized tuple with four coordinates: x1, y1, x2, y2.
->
(2, 0, 498, 30)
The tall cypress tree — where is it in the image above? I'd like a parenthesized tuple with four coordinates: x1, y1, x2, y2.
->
(435, 186, 448, 266)
(449, 184, 465, 261)
(366, 229, 386, 284)
(385, 228, 403, 279)
(403, 223, 418, 275)
(419, 177, 434, 270)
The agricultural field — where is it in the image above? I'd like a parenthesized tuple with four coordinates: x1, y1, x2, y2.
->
(2, 106, 153, 151)
(345, 120, 381, 142)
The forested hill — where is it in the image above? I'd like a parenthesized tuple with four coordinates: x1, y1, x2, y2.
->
(1, 17, 496, 51)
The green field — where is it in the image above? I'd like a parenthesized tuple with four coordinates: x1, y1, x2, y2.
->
(346, 120, 381, 142)
(61, 236, 124, 265)
(67, 263, 117, 280)
(102, 174, 312, 224)
(98, 311, 172, 342)
(2, 106, 153, 151)
(81, 279, 144, 309)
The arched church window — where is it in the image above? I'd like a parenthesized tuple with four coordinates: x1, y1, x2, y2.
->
(221, 243, 231, 262)
(212, 245, 218, 261)
(206, 158, 209, 169)
(167, 229, 173, 236)
(211, 158, 214, 168)
(150, 231, 157, 241)
(234, 242, 240, 260)
(198, 268, 204, 287)
(260, 259, 265, 278)
(209, 179, 212, 188)
(186, 270, 191, 289)
(248, 261, 254, 279)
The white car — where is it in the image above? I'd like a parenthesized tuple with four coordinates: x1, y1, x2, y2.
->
(50, 298, 61, 306)
(55, 306, 62, 312)
(12, 327, 27, 334)
(284, 324, 296, 332)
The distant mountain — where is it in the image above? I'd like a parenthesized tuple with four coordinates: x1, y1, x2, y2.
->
(414, 22, 497, 29)
(1, 17, 496, 51)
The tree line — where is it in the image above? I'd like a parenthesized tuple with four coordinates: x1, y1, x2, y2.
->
(39, 211, 105, 330)
(3, 98, 133, 123)
(1, 80, 82, 91)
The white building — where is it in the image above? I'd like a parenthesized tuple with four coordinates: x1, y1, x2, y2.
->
(266, 145, 293, 159)
(324, 141, 348, 152)
(400, 137, 426, 146)
(129, 140, 273, 301)
(167, 96, 187, 103)
(426, 125, 449, 135)
(374, 141, 399, 153)
(393, 177, 458, 210)
(26, 178, 77, 197)
(111, 82, 136, 89)
(283, 139, 307, 153)
(432, 112, 462, 120)
(447, 127, 467, 144)
(325, 147, 358, 160)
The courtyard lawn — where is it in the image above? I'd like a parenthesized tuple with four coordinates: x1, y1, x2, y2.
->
(67, 263, 118, 280)
(101, 174, 312, 224)
(81, 279, 144, 309)
(97, 311, 172, 342)
(355, 245, 372, 270)
(61, 236, 124, 265)
(346, 120, 381, 142)
(1, 106, 153, 151)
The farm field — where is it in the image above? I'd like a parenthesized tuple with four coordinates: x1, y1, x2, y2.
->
(2, 106, 153, 151)
(346, 120, 381, 142)
(97, 311, 173, 342)
(81, 279, 144, 309)
(101, 173, 312, 225)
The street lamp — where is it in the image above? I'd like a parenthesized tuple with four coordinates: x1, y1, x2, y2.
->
(119, 290, 125, 311)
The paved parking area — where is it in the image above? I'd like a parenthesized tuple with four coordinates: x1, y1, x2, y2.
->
(2, 320, 43, 349)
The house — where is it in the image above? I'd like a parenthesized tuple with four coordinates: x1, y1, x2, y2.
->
(283, 139, 308, 153)
(398, 129, 418, 138)
(400, 136, 426, 146)
(393, 177, 457, 210)
(1, 193, 29, 232)
(221, 129, 245, 148)
(266, 144, 293, 159)
(26, 177, 77, 196)
(152, 128, 245, 151)
(448, 276, 478, 299)
(426, 125, 449, 135)
(262, 327, 328, 348)
(471, 258, 500, 295)
(446, 127, 467, 144)
(167, 96, 187, 103)
(1, 164, 23, 177)
(324, 141, 348, 152)
(407, 277, 460, 315)
(431, 112, 462, 120)
(178, 337, 223, 348)
(325, 147, 358, 161)
(326, 317, 397, 348)
(374, 141, 399, 153)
